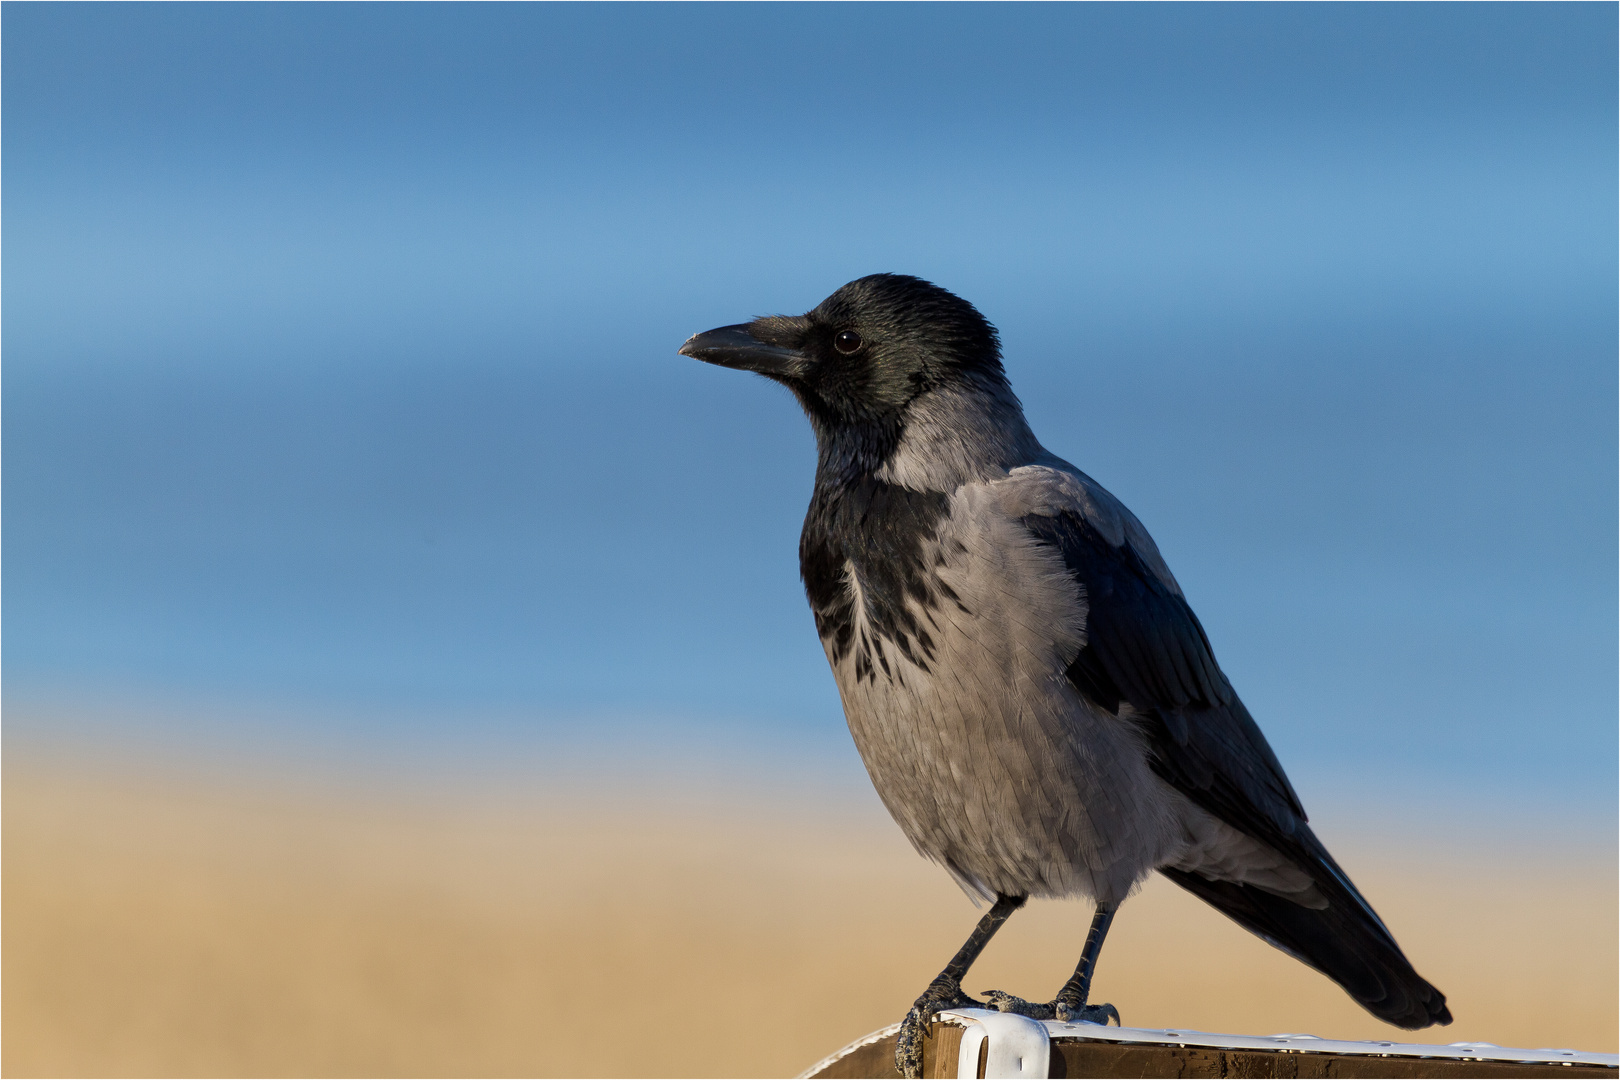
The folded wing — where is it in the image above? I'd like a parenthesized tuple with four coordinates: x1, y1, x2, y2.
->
(1011, 461, 1451, 1029)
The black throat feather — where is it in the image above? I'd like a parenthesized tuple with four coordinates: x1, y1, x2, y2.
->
(798, 419, 959, 685)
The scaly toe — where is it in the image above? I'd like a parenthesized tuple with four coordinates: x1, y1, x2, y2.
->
(1064, 1002, 1120, 1026)
(896, 982, 986, 1078)
(895, 1008, 927, 1080)
(983, 990, 1056, 1019)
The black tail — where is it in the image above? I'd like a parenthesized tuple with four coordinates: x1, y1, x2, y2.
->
(1160, 850, 1451, 1030)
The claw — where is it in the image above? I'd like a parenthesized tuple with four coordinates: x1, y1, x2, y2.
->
(1057, 1001, 1120, 1026)
(1087, 1002, 1121, 1026)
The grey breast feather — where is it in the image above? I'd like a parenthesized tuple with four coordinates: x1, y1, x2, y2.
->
(827, 459, 1195, 904)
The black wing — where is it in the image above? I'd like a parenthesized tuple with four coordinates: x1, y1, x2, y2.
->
(1023, 505, 1451, 1029)
(1022, 508, 1307, 851)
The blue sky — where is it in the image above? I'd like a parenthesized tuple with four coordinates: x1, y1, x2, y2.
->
(5, 4, 1614, 818)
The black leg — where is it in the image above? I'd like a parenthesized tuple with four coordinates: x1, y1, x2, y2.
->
(895, 894, 1026, 1079)
(1051, 902, 1119, 1022)
(984, 901, 1122, 1025)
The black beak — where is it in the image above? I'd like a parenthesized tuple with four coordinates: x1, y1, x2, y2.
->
(678, 323, 807, 379)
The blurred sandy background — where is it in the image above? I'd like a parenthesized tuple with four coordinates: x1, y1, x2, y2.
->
(6, 729, 1613, 1079)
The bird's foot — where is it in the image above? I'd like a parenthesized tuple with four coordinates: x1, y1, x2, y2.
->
(895, 976, 983, 1079)
(983, 989, 1120, 1026)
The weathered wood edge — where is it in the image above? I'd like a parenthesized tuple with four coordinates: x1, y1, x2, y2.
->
(802, 1022, 1620, 1080)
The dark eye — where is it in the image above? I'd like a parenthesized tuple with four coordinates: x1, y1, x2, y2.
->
(833, 330, 864, 355)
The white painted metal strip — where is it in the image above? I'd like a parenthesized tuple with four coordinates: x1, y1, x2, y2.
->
(1036, 1019, 1620, 1068)
(947, 1008, 1050, 1079)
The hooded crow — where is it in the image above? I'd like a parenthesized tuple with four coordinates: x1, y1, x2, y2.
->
(680, 274, 1450, 1078)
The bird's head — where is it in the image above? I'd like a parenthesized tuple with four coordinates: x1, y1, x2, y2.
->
(678, 274, 1005, 433)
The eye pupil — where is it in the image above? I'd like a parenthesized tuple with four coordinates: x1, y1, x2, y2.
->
(834, 330, 863, 354)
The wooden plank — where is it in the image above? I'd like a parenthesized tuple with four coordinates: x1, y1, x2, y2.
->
(807, 1024, 961, 1079)
(1047, 1039, 1612, 1078)
(804, 1025, 1617, 1079)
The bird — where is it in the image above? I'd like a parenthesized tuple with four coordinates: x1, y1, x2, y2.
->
(678, 273, 1450, 1079)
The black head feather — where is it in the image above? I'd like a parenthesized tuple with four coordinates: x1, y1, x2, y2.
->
(747, 273, 1005, 428)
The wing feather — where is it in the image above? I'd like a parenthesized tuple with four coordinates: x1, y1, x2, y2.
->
(1008, 463, 1307, 845)
(1003, 460, 1449, 1029)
